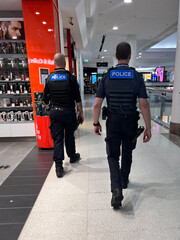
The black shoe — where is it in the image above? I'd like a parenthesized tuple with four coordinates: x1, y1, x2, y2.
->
(70, 153, 80, 163)
(122, 179, 129, 189)
(56, 166, 64, 178)
(111, 188, 123, 208)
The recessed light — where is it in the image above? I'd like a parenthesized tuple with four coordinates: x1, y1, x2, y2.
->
(101, 56, 104, 59)
(42, 21, 47, 25)
(136, 57, 139, 59)
(139, 52, 142, 55)
(113, 26, 118, 30)
(139, 55, 141, 58)
(35, 12, 40, 15)
(124, 0, 132, 3)
(104, 50, 107, 52)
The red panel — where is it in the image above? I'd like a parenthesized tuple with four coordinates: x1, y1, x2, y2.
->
(74, 59, 77, 76)
(67, 29, 72, 73)
(22, 0, 61, 148)
(36, 116, 54, 148)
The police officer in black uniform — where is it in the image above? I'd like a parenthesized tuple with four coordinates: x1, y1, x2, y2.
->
(93, 42, 151, 208)
(43, 53, 84, 178)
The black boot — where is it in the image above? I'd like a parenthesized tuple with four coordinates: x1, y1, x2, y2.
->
(70, 153, 80, 163)
(55, 164, 64, 178)
(111, 188, 123, 208)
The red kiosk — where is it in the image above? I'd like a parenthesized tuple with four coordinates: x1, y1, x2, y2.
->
(22, 0, 61, 148)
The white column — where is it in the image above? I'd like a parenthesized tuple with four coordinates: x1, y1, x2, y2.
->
(126, 35, 137, 68)
(113, 57, 118, 67)
(58, 2, 64, 54)
(77, 49, 84, 100)
(170, 1, 180, 136)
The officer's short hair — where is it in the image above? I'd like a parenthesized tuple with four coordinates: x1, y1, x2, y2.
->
(116, 42, 131, 60)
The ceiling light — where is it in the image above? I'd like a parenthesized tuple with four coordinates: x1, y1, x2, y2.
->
(48, 29, 53, 32)
(42, 21, 47, 25)
(12, 36, 17, 39)
(136, 57, 139, 59)
(101, 56, 104, 59)
(35, 12, 40, 15)
(124, 0, 132, 3)
(139, 55, 141, 58)
(139, 52, 142, 55)
(113, 26, 118, 30)
(104, 50, 107, 52)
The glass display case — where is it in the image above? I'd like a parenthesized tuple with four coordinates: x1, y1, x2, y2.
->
(0, 39, 34, 136)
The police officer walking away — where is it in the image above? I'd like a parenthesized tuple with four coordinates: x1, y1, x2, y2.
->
(93, 42, 151, 208)
(43, 53, 84, 178)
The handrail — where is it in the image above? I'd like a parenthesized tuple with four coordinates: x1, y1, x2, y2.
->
(146, 87, 173, 93)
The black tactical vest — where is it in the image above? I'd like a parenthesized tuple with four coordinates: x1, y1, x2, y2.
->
(48, 70, 73, 106)
(106, 68, 136, 113)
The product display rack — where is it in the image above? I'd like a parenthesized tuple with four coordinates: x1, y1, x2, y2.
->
(84, 77, 92, 94)
(0, 40, 35, 137)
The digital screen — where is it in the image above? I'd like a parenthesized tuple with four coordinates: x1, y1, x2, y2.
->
(151, 74, 157, 82)
(40, 68, 49, 85)
(92, 74, 97, 83)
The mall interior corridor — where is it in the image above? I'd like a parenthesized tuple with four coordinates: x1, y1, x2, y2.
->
(0, 95, 180, 240)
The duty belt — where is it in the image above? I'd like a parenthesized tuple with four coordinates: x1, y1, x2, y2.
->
(108, 113, 137, 119)
(52, 106, 74, 111)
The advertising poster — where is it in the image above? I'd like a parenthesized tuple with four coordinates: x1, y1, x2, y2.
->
(0, 19, 25, 40)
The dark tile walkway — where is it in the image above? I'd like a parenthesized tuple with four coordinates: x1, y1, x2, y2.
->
(0, 146, 53, 240)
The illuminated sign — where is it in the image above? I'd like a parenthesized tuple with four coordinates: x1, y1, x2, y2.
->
(29, 58, 54, 65)
(156, 67, 164, 82)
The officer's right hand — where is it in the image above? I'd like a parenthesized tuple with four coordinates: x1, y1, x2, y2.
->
(143, 129, 151, 142)
(94, 125, 102, 135)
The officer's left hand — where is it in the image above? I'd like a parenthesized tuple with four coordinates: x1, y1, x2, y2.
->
(78, 112, 84, 124)
(94, 125, 102, 135)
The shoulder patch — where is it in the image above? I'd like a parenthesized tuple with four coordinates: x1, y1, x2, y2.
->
(50, 74, 67, 81)
(110, 70, 134, 79)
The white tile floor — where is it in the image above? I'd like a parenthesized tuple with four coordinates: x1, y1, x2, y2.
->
(18, 95, 180, 240)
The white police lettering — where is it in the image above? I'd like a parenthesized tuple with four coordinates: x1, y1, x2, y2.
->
(112, 71, 131, 77)
(110, 70, 133, 79)
(51, 74, 67, 81)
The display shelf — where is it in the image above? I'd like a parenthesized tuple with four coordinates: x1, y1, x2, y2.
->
(0, 68, 29, 71)
(0, 121, 35, 137)
(0, 106, 33, 111)
(0, 54, 27, 58)
(0, 40, 26, 43)
(0, 120, 34, 124)
(0, 93, 31, 98)
(0, 80, 30, 83)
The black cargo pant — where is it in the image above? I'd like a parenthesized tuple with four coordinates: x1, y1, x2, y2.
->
(105, 114, 138, 192)
(49, 108, 76, 165)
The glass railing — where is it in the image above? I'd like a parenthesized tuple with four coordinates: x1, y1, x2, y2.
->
(146, 86, 173, 128)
